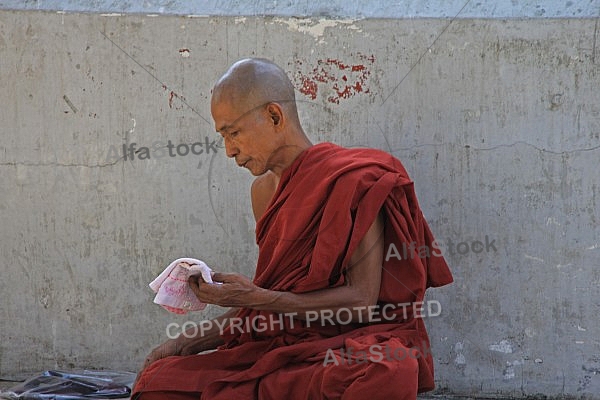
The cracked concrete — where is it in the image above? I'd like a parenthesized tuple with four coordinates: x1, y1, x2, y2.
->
(0, 6, 599, 399)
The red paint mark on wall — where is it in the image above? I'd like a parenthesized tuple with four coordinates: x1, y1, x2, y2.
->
(168, 91, 175, 108)
(299, 76, 319, 99)
(163, 86, 186, 110)
(292, 53, 375, 104)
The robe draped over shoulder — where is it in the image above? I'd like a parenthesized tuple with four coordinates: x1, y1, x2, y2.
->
(133, 143, 453, 399)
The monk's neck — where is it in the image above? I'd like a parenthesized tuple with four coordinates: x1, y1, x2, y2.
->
(270, 136, 313, 177)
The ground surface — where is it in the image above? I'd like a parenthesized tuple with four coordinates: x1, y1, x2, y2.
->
(0, 379, 526, 400)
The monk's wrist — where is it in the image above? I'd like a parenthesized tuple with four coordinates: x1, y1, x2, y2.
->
(250, 287, 287, 311)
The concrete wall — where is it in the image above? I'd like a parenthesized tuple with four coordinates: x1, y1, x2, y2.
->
(0, 3, 599, 398)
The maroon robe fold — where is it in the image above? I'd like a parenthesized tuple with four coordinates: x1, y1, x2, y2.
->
(133, 143, 453, 399)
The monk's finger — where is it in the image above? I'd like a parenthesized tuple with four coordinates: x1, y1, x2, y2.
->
(188, 274, 200, 285)
(188, 276, 204, 295)
(188, 276, 222, 302)
(188, 274, 213, 288)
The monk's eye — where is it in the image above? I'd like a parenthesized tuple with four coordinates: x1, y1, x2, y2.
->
(229, 131, 240, 139)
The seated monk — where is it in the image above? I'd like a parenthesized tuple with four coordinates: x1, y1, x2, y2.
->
(132, 58, 453, 400)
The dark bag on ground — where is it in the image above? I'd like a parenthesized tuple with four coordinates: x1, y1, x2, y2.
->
(0, 370, 135, 399)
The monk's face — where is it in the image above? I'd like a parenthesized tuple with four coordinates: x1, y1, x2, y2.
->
(212, 99, 283, 176)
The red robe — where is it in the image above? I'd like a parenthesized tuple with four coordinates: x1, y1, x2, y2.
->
(133, 143, 453, 399)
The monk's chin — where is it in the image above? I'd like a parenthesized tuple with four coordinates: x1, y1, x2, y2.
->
(249, 169, 265, 176)
(245, 164, 267, 176)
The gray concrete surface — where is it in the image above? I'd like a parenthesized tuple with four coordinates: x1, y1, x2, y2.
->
(0, 380, 475, 400)
(0, 382, 512, 400)
(0, 2, 599, 399)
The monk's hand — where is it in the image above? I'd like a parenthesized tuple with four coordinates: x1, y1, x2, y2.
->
(188, 272, 272, 308)
(135, 338, 182, 389)
(141, 338, 182, 371)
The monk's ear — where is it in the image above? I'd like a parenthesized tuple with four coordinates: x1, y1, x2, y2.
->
(266, 103, 283, 127)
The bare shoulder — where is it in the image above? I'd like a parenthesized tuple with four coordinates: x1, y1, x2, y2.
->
(251, 171, 279, 222)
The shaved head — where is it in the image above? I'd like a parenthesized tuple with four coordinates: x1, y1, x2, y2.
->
(211, 58, 312, 177)
(212, 58, 299, 123)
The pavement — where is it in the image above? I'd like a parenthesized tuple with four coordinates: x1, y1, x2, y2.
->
(0, 380, 528, 399)
(0, 379, 525, 399)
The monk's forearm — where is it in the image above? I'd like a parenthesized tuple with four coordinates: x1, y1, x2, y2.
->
(252, 285, 374, 322)
(177, 308, 239, 354)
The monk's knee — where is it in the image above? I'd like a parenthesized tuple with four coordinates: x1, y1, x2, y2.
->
(131, 391, 160, 400)
(131, 390, 200, 400)
(340, 356, 419, 399)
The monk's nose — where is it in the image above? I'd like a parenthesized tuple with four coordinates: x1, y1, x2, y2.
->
(224, 137, 238, 158)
